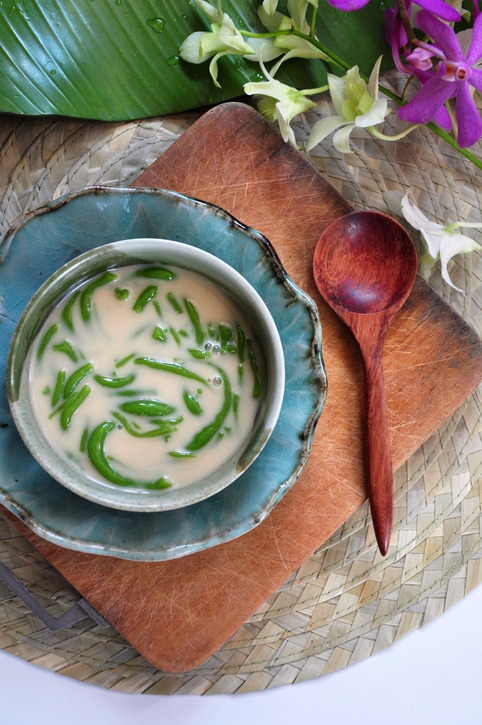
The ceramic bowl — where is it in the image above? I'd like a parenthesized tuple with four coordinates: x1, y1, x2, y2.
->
(7, 238, 285, 512)
(0, 187, 325, 561)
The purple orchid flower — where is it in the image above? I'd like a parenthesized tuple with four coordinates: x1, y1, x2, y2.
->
(385, 0, 460, 75)
(398, 10, 482, 148)
(337, 0, 461, 18)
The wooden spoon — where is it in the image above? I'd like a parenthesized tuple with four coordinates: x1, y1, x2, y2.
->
(313, 211, 418, 556)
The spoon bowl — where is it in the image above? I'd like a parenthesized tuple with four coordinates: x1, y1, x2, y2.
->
(313, 211, 417, 555)
(316, 211, 417, 315)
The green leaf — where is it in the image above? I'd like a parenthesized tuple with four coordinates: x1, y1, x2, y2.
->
(313, 0, 394, 78)
(0, 0, 392, 121)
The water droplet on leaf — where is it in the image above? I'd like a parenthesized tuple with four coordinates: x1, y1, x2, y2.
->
(167, 55, 180, 66)
(147, 17, 165, 32)
(249, 71, 265, 82)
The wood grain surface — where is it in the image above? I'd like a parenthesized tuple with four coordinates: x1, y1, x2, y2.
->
(4, 102, 482, 673)
(313, 211, 419, 555)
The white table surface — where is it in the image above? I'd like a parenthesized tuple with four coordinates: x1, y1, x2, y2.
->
(0, 578, 481, 725)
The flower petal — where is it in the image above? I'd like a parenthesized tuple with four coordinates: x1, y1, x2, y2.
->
(416, 10, 463, 61)
(261, 0, 279, 15)
(400, 194, 443, 257)
(469, 67, 482, 92)
(270, 45, 329, 76)
(257, 96, 278, 122)
(276, 102, 297, 145)
(257, 4, 285, 31)
(368, 55, 383, 100)
(455, 80, 482, 147)
(179, 32, 210, 63)
(209, 51, 231, 88)
(420, 228, 444, 258)
(416, 0, 461, 21)
(355, 98, 389, 127)
(400, 194, 433, 231)
(306, 115, 351, 150)
(439, 231, 481, 290)
(195, 0, 223, 24)
(287, 0, 310, 33)
(333, 124, 355, 153)
(273, 34, 330, 61)
(244, 78, 286, 99)
(244, 38, 284, 62)
(466, 12, 482, 65)
(433, 104, 452, 130)
(325, 0, 370, 9)
(218, 14, 255, 54)
(398, 76, 455, 124)
(328, 74, 347, 116)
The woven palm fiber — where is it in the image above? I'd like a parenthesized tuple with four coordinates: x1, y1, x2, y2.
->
(1, 74, 482, 693)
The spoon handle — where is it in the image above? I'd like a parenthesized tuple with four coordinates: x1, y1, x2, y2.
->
(363, 351, 393, 557)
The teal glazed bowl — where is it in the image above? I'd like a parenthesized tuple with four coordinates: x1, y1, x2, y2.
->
(0, 187, 326, 561)
(7, 238, 285, 513)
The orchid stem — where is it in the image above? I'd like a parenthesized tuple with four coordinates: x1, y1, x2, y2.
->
(401, 75, 415, 102)
(446, 221, 482, 231)
(426, 123, 482, 171)
(369, 124, 421, 141)
(290, 29, 403, 103)
(240, 29, 291, 38)
(396, 0, 416, 44)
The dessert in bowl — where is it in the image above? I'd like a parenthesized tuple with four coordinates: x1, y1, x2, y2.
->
(7, 238, 285, 512)
(0, 186, 324, 561)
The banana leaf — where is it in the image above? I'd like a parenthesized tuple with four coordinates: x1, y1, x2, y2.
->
(0, 0, 392, 121)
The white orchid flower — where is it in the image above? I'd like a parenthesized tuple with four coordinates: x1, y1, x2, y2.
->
(257, 0, 328, 72)
(179, 12, 255, 87)
(180, 0, 326, 87)
(400, 194, 481, 292)
(306, 57, 389, 154)
(244, 59, 319, 147)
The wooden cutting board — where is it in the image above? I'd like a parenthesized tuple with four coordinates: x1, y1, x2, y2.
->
(3, 102, 482, 673)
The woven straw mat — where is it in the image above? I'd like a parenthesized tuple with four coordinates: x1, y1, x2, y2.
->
(1, 74, 482, 695)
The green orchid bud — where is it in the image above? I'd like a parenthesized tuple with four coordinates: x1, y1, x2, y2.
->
(180, 11, 254, 87)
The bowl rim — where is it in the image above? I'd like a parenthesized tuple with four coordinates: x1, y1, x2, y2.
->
(7, 236, 285, 512)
